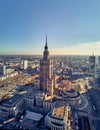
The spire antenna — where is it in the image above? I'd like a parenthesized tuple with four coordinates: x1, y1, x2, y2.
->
(45, 34, 48, 50)
(46, 34, 47, 44)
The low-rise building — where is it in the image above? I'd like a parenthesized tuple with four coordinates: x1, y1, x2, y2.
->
(35, 92, 45, 107)
(0, 93, 35, 117)
(24, 95, 34, 107)
(43, 96, 53, 110)
(62, 88, 81, 108)
(45, 101, 72, 130)
(0, 94, 23, 117)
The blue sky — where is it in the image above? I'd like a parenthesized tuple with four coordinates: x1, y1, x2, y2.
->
(0, 0, 100, 55)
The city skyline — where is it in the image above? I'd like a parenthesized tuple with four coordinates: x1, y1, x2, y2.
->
(0, 0, 100, 55)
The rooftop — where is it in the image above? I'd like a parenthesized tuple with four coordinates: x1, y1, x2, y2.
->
(51, 101, 69, 120)
(63, 88, 80, 98)
(25, 111, 43, 121)
(2, 94, 22, 107)
(52, 105, 65, 119)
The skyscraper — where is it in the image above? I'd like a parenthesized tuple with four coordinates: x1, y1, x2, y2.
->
(40, 35, 53, 95)
(95, 67, 100, 90)
(98, 56, 100, 66)
(95, 56, 100, 90)
(0, 65, 6, 76)
(89, 53, 96, 74)
(23, 60, 28, 70)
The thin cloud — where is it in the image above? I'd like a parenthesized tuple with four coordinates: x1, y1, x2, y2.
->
(50, 41, 100, 55)
(25, 41, 100, 55)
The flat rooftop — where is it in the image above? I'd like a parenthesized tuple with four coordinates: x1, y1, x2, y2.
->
(2, 94, 22, 107)
(52, 106, 65, 119)
(25, 111, 43, 121)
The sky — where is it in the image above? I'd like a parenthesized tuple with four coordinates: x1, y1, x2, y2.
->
(0, 0, 100, 55)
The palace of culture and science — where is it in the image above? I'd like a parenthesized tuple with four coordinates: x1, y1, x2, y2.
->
(40, 35, 53, 96)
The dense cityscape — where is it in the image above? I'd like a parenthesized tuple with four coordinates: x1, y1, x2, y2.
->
(0, 36, 100, 130)
(0, 1, 100, 130)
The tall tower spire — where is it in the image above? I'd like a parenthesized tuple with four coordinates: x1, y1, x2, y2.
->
(45, 34, 48, 50)
(43, 35, 49, 60)
(40, 35, 53, 96)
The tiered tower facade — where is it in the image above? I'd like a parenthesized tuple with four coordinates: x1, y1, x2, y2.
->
(40, 36, 53, 95)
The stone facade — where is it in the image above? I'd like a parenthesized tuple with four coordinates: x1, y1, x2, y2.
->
(40, 36, 53, 95)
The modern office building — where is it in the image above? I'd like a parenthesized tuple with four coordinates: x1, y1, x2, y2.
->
(40, 36, 53, 95)
(98, 56, 100, 66)
(60, 61, 64, 68)
(89, 53, 96, 73)
(0, 65, 6, 76)
(23, 60, 28, 70)
(95, 67, 100, 90)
